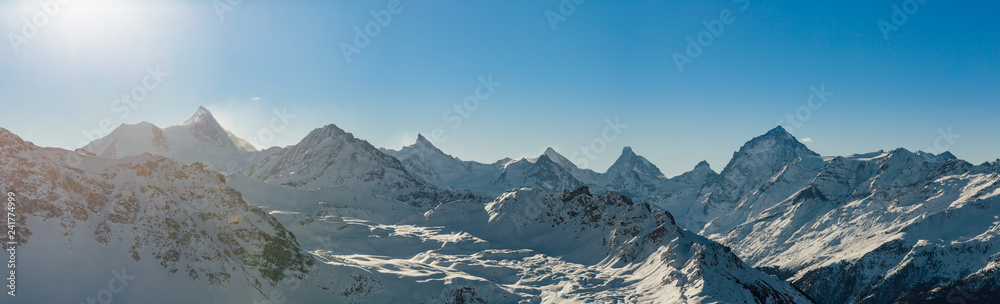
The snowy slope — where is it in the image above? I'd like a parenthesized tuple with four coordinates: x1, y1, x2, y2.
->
(1, 127, 528, 303)
(394, 186, 814, 303)
(380, 134, 500, 192)
(83, 107, 274, 173)
(668, 126, 1000, 304)
(246, 125, 481, 209)
(1, 127, 314, 303)
(384, 135, 717, 203)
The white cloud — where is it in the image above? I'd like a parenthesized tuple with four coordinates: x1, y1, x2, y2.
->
(801, 138, 813, 143)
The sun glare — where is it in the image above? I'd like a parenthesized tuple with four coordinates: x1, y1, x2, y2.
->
(56, 0, 149, 45)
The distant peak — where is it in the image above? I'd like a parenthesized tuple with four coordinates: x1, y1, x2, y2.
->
(415, 133, 430, 144)
(621, 146, 635, 156)
(695, 160, 711, 170)
(737, 126, 819, 157)
(890, 147, 912, 155)
(406, 133, 444, 153)
(767, 125, 789, 135)
(310, 124, 348, 138)
(542, 147, 567, 160)
(182, 106, 218, 126)
(609, 146, 665, 178)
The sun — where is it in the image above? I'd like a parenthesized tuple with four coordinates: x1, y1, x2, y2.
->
(55, 0, 148, 44)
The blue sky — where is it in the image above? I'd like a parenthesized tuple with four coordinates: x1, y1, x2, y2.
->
(1, 0, 998, 176)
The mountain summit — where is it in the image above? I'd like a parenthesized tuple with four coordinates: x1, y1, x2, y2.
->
(607, 146, 666, 179)
(83, 107, 264, 172)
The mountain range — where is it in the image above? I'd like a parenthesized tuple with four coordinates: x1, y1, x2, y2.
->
(4, 106, 999, 303)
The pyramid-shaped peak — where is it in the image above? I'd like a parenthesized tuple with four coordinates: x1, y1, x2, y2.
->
(622, 146, 635, 155)
(695, 160, 711, 170)
(739, 126, 819, 157)
(415, 133, 431, 144)
(183, 106, 218, 126)
(304, 124, 350, 142)
(766, 125, 790, 136)
(609, 146, 665, 178)
(542, 147, 568, 159)
(403, 132, 445, 154)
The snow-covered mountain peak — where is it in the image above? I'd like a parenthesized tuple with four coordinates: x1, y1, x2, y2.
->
(247, 123, 479, 208)
(174, 106, 251, 152)
(303, 124, 350, 142)
(668, 160, 719, 187)
(542, 147, 560, 160)
(415, 133, 431, 145)
(493, 157, 516, 166)
(608, 146, 665, 178)
(182, 106, 216, 126)
(739, 126, 819, 157)
(621, 145, 636, 156)
(402, 133, 445, 155)
(694, 160, 711, 170)
(541, 147, 577, 169)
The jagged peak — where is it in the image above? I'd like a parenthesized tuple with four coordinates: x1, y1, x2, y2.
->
(415, 133, 431, 144)
(182, 106, 218, 126)
(694, 160, 711, 170)
(765, 125, 790, 136)
(405, 133, 441, 152)
(541, 147, 574, 166)
(305, 124, 350, 140)
(938, 151, 957, 160)
(609, 146, 665, 178)
(622, 146, 635, 156)
(738, 127, 819, 157)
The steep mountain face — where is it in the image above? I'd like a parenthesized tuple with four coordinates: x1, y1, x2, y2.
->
(712, 149, 1000, 304)
(540, 147, 606, 185)
(0, 127, 315, 303)
(489, 155, 585, 194)
(246, 125, 478, 209)
(379, 134, 498, 191)
(602, 146, 673, 199)
(400, 186, 813, 303)
(83, 107, 271, 173)
(681, 126, 824, 234)
(659, 127, 1000, 304)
